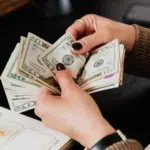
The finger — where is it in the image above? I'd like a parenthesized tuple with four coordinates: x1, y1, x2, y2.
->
(71, 33, 104, 54)
(35, 87, 58, 117)
(55, 63, 77, 93)
(37, 87, 54, 100)
(66, 19, 87, 40)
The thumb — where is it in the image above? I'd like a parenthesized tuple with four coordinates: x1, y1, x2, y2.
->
(71, 33, 104, 54)
(55, 63, 77, 93)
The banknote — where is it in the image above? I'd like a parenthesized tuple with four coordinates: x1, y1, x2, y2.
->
(82, 44, 124, 89)
(16, 36, 26, 74)
(16, 38, 41, 86)
(1, 32, 125, 113)
(1, 79, 36, 113)
(78, 39, 120, 86)
(0, 44, 39, 113)
(1, 80, 38, 97)
(83, 44, 125, 94)
(1, 43, 39, 89)
(1, 81, 37, 97)
(41, 33, 88, 79)
(86, 84, 119, 94)
(10, 100, 36, 113)
(83, 75, 120, 91)
(1, 75, 37, 100)
(1, 88, 36, 113)
(19, 33, 60, 94)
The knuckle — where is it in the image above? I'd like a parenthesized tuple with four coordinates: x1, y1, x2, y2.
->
(82, 14, 97, 19)
(74, 20, 82, 28)
(66, 25, 73, 32)
(81, 38, 90, 49)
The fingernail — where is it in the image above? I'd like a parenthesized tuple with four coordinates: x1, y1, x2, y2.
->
(72, 42, 82, 51)
(56, 63, 66, 71)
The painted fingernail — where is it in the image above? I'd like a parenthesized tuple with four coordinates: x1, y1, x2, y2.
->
(56, 63, 66, 71)
(72, 42, 82, 50)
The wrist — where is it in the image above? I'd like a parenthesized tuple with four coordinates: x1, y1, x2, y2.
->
(123, 24, 136, 52)
(78, 117, 116, 148)
(112, 22, 136, 53)
(118, 23, 136, 52)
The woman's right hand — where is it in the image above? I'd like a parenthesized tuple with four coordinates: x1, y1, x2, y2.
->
(66, 14, 136, 54)
(35, 64, 116, 149)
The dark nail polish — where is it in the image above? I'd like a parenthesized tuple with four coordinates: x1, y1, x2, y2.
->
(72, 42, 82, 50)
(56, 63, 66, 71)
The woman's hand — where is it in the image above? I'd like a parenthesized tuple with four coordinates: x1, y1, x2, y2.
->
(35, 63, 115, 148)
(66, 14, 136, 54)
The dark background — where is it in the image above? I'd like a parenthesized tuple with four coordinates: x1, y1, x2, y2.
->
(0, 0, 150, 149)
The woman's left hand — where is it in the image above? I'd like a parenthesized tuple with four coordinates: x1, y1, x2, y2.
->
(35, 63, 115, 148)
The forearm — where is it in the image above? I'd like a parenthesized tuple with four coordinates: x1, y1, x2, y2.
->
(125, 25, 150, 78)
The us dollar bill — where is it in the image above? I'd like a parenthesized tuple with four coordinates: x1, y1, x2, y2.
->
(1, 43, 39, 89)
(0, 44, 38, 113)
(16, 36, 26, 74)
(19, 33, 60, 94)
(1, 79, 37, 96)
(15, 38, 44, 88)
(78, 39, 120, 86)
(11, 100, 36, 113)
(16, 36, 41, 86)
(82, 44, 125, 94)
(41, 33, 88, 79)
(86, 84, 119, 94)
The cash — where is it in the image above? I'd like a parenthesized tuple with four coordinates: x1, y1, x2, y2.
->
(1, 32, 125, 113)
(1, 44, 38, 113)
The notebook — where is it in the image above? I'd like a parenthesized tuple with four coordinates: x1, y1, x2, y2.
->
(0, 107, 73, 150)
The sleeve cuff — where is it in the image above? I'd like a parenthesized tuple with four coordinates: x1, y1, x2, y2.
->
(105, 139, 143, 150)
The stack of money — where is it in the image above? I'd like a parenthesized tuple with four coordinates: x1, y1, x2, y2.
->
(1, 32, 125, 113)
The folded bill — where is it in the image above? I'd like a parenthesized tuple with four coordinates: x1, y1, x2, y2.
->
(78, 39, 120, 86)
(83, 45, 125, 94)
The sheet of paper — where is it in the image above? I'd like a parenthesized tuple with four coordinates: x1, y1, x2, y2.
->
(0, 107, 71, 150)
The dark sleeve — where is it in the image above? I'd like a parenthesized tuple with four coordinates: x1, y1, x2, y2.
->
(105, 139, 143, 150)
(125, 25, 150, 78)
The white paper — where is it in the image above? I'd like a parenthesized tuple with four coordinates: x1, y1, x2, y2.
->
(0, 107, 71, 150)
